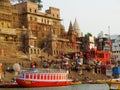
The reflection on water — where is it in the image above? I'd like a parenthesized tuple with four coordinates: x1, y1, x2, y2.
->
(0, 84, 109, 90)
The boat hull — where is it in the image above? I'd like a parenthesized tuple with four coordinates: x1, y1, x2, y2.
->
(16, 79, 72, 87)
(107, 82, 120, 90)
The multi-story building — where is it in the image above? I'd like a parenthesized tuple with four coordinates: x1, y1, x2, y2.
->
(43, 20, 82, 56)
(0, 0, 83, 57)
(0, 0, 20, 45)
(111, 35, 120, 64)
(14, 2, 61, 44)
(97, 31, 111, 51)
(0, 0, 20, 28)
(94, 32, 111, 65)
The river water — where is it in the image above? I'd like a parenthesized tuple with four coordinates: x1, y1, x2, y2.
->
(0, 84, 110, 90)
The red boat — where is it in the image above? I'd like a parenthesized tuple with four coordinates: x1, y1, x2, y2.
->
(16, 68, 72, 87)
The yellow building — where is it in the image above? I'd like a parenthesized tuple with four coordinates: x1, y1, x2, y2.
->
(14, 2, 61, 45)
(0, 0, 83, 57)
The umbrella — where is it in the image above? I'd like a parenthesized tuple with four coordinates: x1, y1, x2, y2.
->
(13, 63, 20, 72)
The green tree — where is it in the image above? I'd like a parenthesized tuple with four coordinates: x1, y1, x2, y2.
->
(82, 32, 92, 51)
(10, 0, 43, 10)
(85, 32, 92, 38)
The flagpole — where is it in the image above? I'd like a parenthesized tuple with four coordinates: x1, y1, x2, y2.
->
(108, 26, 110, 40)
(108, 26, 112, 65)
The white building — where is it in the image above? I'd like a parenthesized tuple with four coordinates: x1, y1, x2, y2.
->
(89, 36, 96, 49)
(111, 35, 120, 62)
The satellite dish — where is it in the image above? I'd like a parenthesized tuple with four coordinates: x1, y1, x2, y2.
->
(13, 63, 20, 72)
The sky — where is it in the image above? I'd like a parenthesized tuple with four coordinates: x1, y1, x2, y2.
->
(42, 0, 120, 36)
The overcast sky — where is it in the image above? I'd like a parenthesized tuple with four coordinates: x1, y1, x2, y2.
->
(42, 0, 120, 36)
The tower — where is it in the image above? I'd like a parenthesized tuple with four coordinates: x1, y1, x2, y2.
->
(73, 18, 83, 37)
(25, 28, 41, 56)
(26, 28, 37, 48)
(68, 21, 76, 42)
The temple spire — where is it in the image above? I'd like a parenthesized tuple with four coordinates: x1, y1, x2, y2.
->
(73, 18, 83, 37)
(68, 21, 74, 35)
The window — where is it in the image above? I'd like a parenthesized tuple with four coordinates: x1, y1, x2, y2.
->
(41, 75, 43, 80)
(35, 9, 37, 13)
(30, 8, 32, 12)
(37, 49, 39, 54)
(42, 19, 43, 23)
(57, 14, 59, 18)
(34, 49, 36, 54)
(30, 16, 32, 21)
(44, 19, 46, 24)
(1, 22, 3, 27)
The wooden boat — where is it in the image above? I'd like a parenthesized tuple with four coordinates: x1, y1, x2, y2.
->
(96, 80, 107, 84)
(16, 68, 72, 87)
(71, 78, 82, 85)
(106, 79, 120, 89)
(71, 81, 82, 85)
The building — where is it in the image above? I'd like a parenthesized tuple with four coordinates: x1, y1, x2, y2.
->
(0, 0, 83, 57)
(14, 2, 61, 44)
(0, 0, 19, 42)
(43, 21, 82, 56)
(111, 35, 120, 65)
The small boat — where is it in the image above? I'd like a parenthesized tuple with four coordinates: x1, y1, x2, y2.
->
(106, 78, 120, 90)
(71, 78, 82, 85)
(96, 80, 107, 84)
(16, 68, 72, 87)
(71, 81, 82, 85)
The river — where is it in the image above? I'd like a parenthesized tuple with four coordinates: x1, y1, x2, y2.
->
(0, 84, 110, 90)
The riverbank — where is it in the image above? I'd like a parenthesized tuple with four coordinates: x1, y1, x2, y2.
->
(0, 41, 112, 84)
(0, 58, 110, 84)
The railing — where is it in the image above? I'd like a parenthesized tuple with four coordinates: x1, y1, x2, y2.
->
(21, 68, 67, 73)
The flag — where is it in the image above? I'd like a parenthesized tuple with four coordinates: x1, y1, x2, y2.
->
(109, 40, 112, 46)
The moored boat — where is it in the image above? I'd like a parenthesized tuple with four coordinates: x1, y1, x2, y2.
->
(106, 78, 120, 90)
(71, 78, 82, 85)
(16, 68, 72, 87)
(71, 81, 82, 85)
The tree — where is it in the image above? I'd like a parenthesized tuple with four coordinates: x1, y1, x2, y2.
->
(85, 33, 92, 38)
(10, 0, 43, 10)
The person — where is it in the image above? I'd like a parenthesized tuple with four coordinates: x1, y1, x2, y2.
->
(31, 63, 35, 68)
